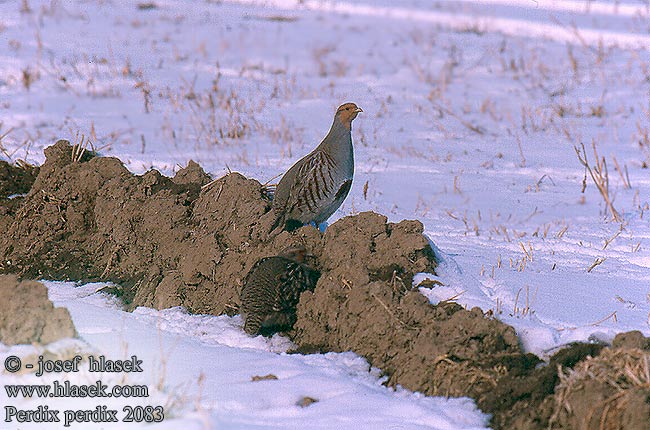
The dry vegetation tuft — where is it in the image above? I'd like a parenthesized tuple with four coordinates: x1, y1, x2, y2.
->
(551, 347, 650, 430)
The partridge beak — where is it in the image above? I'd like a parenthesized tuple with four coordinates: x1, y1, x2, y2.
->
(354, 107, 363, 113)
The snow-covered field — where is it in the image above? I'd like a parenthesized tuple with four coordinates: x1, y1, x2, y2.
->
(1, 0, 649, 428)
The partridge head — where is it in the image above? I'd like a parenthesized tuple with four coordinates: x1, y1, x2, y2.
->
(335, 102, 363, 129)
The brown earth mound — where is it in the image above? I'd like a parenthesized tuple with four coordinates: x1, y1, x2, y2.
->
(0, 140, 438, 316)
(0, 275, 76, 345)
(2, 140, 649, 429)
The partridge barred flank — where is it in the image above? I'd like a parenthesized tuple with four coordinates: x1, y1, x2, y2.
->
(271, 102, 362, 232)
(240, 247, 320, 336)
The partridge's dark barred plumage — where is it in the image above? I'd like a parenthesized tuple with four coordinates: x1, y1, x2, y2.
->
(240, 247, 320, 336)
(271, 102, 362, 232)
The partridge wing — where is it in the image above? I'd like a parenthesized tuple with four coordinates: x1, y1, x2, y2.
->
(285, 150, 338, 221)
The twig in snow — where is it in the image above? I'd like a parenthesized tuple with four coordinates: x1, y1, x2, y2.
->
(587, 256, 606, 273)
(603, 223, 625, 250)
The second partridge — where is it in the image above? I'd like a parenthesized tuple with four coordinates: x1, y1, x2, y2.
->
(240, 246, 320, 336)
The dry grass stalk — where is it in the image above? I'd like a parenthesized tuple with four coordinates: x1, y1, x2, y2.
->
(0, 127, 14, 158)
(512, 285, 537, 317)
(370, 292, 410, 329)
(587, 256, 606, 273)
(431, 101, 486, 135)
(516, 134, 526, 167)
(574, 141, 621, 222)
(557, 311, 618, 333)
(603, 223, 625, 250)
(430, 358, 502, 398)
(71, 132, 92, 163)
(611, 155, 631, 189)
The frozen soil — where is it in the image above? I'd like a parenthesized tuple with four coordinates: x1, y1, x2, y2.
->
(0, 274, 76, 345)
(1, 141, 648, 429)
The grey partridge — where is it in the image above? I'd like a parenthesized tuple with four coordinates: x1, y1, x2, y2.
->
(240, 246, 320, 336)
(271, 102, 362, 232)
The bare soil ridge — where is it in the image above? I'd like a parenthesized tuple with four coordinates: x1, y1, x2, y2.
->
(1, 140, 648, 429)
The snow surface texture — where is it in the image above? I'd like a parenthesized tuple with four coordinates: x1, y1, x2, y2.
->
(1, 0, 649, 428)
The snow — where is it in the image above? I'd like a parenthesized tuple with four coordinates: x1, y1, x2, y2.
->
(1, 0, 649, 428)
(1, 281, 489, 429)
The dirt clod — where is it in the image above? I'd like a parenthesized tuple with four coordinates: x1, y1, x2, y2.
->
(251, 374, 278, 382)
(296, 396, 318, 407)
(493, 334, 650, 430)
(612, 330, 650, 350)
(0, 140, 438, 321)
(0, 275, 76, 345)
(487, 342, 605, 429)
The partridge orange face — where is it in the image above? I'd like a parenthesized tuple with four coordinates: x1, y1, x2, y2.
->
(335, 102, 363, 126)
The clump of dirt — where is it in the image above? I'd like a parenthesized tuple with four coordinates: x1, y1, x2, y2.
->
(0, 275, 76, 345)
(612, 329, 650, 350)
(291, 214, 538, 403)
(1, 142, 132, 281)
(0, 140, 280, 311)
(162, 169, 285, 314)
